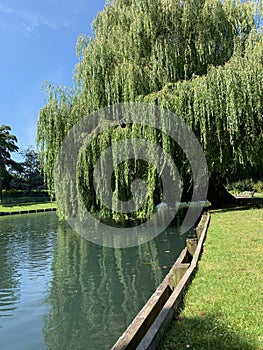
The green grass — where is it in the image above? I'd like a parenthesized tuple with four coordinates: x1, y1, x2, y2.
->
(158, 205, 263, 350)
(0, 202, 57, 213)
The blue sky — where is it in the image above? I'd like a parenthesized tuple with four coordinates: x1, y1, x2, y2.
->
(0, 0, 106, 161)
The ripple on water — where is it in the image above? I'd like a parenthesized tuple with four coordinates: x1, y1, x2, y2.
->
(0, 288, 20, 317)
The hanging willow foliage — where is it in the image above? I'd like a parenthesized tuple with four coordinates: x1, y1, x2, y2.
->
(142, 31, 263, 178)
(37, 0, 262, 221)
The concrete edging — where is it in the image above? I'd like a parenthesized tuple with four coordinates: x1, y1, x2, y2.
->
(0, 208, 57, 216)
(111, 212, 210, 350)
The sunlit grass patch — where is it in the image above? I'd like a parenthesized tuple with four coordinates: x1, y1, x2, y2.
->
(158, 207, 263, 350)
(0, 202, 57, 213)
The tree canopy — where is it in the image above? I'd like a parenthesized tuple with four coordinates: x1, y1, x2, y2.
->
(0, 125, 20, 195)
(37, 0, 263, 221)
(19, 147, 44, 191)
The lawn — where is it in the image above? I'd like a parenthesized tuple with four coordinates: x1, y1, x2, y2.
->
(158, 202, 263, 350)
(0, 202, 57, 213)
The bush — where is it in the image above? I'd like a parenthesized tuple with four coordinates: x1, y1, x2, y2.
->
(254, 180, 263, 194)
(227, 179, 255, 193)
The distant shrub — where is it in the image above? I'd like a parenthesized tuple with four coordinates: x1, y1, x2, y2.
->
(227, 179, 254, 193)
(254, 180, 263, 194)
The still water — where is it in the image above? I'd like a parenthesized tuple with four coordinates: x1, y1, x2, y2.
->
(0, 212, 194, 350)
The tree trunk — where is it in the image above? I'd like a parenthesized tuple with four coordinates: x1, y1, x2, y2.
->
(207, 175, 237, 208)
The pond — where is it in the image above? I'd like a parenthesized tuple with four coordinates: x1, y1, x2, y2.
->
(0, 212, 195, 350)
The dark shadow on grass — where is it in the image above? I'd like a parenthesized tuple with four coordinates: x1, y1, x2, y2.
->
(210, 197, 263, 214)
(158, 313, 258, 350)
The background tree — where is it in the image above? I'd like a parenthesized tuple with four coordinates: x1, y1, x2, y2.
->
(37, 0, 263, 220)
(8, 148, 45, 192)
(0, 125, 21, 197)
(19, 147, 44, 191)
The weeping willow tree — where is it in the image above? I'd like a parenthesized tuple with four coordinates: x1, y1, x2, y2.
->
(142, 31, 263, 205)
(38, 0, 263, 221)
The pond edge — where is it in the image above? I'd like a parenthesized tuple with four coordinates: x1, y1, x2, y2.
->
(111, 211, 210, 350)
(0, 208, 57, 216)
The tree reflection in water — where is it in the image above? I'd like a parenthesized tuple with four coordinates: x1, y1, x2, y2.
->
(43, 214, 192, 350)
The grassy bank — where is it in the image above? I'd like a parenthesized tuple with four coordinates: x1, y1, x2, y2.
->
(158, 204, 263, 350)
(0, 202, 57, 213)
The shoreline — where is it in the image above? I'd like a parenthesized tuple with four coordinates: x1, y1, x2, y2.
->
(0, 207, 57, 216)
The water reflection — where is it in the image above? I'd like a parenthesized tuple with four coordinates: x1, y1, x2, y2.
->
(0, 244, 20, 317)
(0, 212, 194, 350)
(0, 213, 57, 350)
(44, 216, 192, 350)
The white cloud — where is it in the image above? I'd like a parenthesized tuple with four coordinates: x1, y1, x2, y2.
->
(0, 4, 71, 36)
